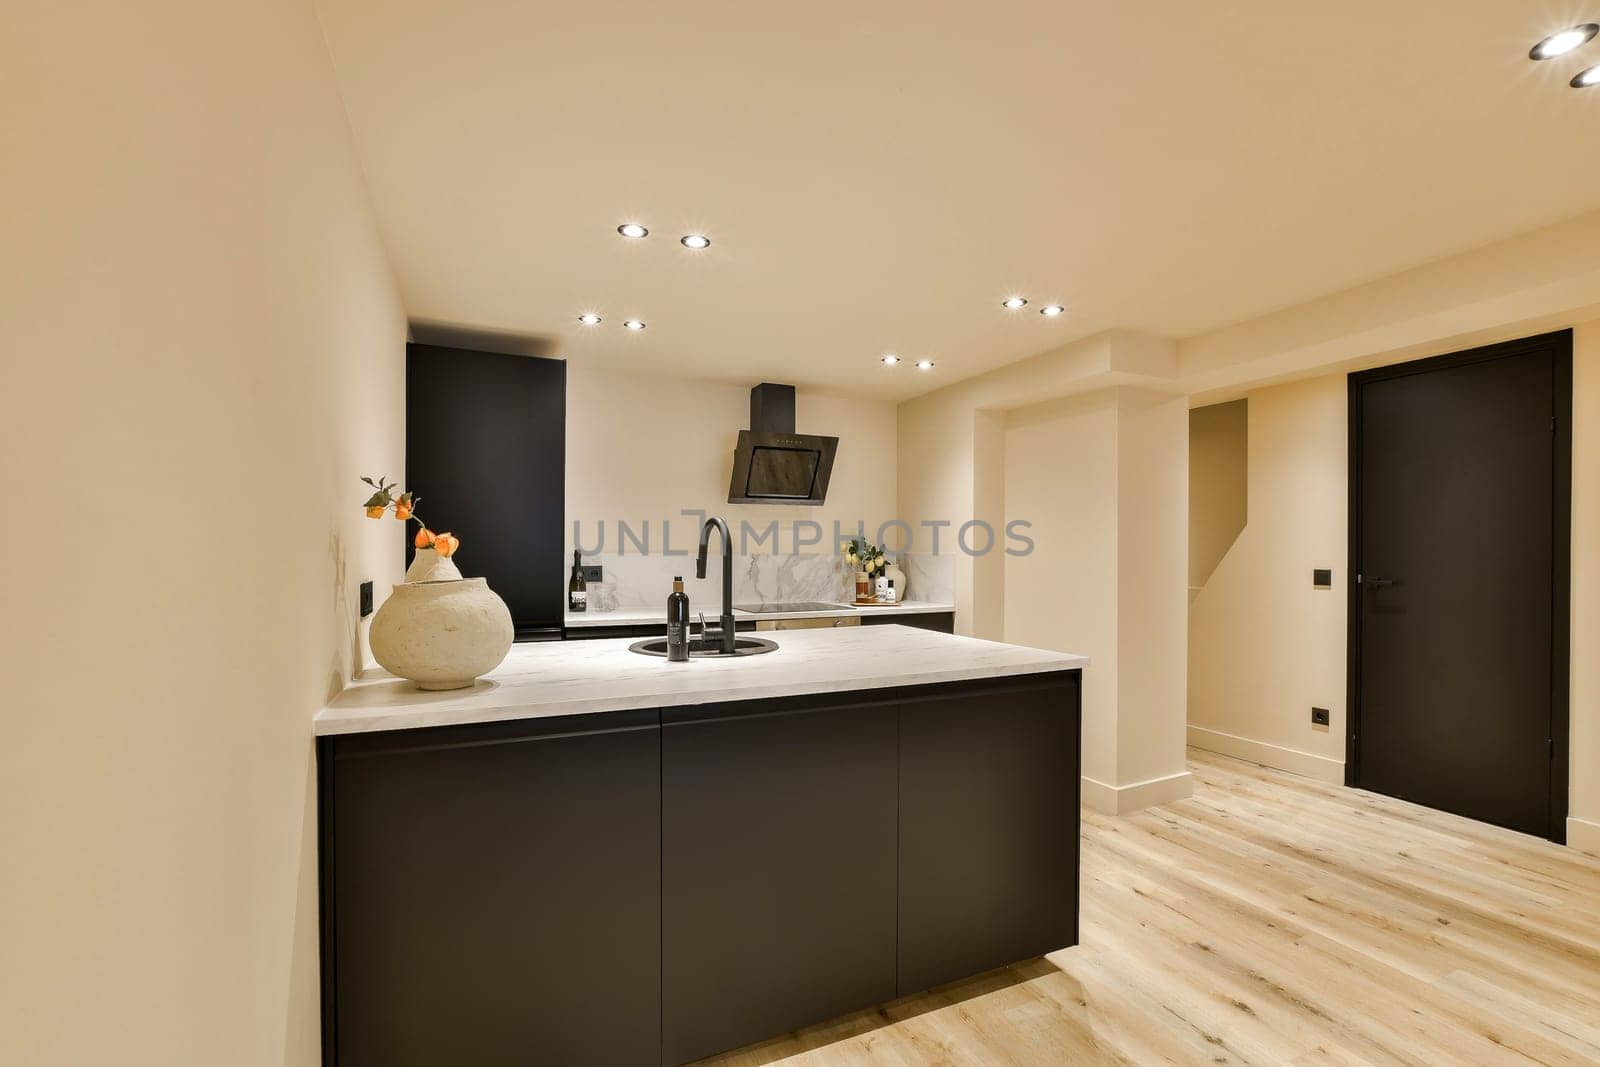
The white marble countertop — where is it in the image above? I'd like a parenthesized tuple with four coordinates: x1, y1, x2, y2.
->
(563, 599, 955, 628)
(316, 625, 1087, 736)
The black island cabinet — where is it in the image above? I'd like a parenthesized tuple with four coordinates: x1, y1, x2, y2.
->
(317, 670, 1081, 1066)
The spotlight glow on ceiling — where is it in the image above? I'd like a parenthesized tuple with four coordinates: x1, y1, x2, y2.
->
(623, 319, 646, 330)
(915, 360, 935, 370)
(1002, 296, 1028, 309)
(1531, 24, 1598, 60)
(1573, 63, 1600, 87)
(1040, 305, 1065, 317)
(617, 223, 648, 238)
(680, 234, 711, 249)
(578, 313, 602, 325)
(881, 354, 901, 365)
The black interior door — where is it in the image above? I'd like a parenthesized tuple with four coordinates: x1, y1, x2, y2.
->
(406, 344, 565, 637)
(1349, 332, 1570, 841)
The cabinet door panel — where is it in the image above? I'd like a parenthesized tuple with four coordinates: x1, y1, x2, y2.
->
(860, 612, 955, 633)
(661, 700, 898, 1065)
(406, 344, 565, 635)
(898, 674, 1080, 993)
(329, 713, 660, 1067)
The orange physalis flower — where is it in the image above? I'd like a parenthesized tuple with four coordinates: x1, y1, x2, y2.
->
(434, 532, 460, 558)
(414, 527, 435, 549)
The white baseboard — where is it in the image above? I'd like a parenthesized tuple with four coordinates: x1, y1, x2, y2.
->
(1081, 769, 1194, 815)
(1187, 725, 1345, 784)
(1569, 816, 1600, 858)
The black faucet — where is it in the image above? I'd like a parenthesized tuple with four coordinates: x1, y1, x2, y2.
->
(695, 516, 737, 655)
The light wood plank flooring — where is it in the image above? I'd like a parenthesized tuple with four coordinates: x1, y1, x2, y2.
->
(699, 749, 1600, 1065)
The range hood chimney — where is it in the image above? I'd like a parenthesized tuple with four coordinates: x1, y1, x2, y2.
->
(727, 384, 839, 506)
(749, 382, 797, 434)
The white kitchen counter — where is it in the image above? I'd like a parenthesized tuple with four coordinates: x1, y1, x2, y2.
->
(563, 599, 954, 628)
(315, 625, 1086, 736)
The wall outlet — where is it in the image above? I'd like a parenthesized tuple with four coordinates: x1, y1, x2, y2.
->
(1313, 568, 1332, 588)
(581, 565, 604, 583)
(1311, 707, 1330, 726)
(359, 580, 374, 618)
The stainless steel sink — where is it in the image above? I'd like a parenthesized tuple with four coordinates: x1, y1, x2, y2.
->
(628, 636, 779, 658)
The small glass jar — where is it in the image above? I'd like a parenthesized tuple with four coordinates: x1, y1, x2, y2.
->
(855, 571, 871, 601)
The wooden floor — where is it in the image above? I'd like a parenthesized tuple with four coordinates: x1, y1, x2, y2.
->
(699, 749, 1600, 1066)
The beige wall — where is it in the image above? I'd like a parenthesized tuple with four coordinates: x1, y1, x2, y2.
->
(1188, 400, 1248, 591)
(1114, 389, 1190, 795)
(896, 390, 981, 631)
(1, 3, 404, 1065)
(896, 331, 1183, 638)
(566, 364, 897, 556)
(1004, 393, 1121, 785)
(969, 409, 1007, 639)
(1187, 377, 1348, 783)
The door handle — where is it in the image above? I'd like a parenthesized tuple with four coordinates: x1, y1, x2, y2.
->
(1359, 574, 1395, 588)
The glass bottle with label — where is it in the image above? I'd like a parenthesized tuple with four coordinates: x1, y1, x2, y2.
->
(568, 550, 587, 612)
(666, 577, 690, 661)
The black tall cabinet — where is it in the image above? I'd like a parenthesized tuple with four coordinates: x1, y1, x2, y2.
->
(405, 344, 565, 639)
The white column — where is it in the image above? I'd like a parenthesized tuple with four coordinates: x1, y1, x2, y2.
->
(1002, 387, 1191, 814)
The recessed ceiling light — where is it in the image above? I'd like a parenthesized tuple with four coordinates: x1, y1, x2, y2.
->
(1002, 296, 1028, 309)
(578, 313, 602, 325)
(1531, 24, 1598, 60)
(680, 234, 711, 249)
(881, 354, 901, 365)
(623, 319, 646, 330)
(1040, 305, 1065, 317)
(617, 223, 648, 238)
(915, 360, 935, 370)
(1573, 63, 1600, 87)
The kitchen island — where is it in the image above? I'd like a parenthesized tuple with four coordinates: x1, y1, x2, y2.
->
(316, 626, 1086, 1066)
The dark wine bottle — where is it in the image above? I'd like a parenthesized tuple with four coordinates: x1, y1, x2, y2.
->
(568, 550, 587, 612)
(666, 576, 690, 661)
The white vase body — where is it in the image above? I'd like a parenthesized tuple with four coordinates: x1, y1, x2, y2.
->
(405, 547, 463, 583)
(884, 560, 906, 600)
(369, 577, 514, 690)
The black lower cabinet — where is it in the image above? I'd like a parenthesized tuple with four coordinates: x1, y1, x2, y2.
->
(319, 672, 1080, 1066)
(660, 696, 899, 1064)
(860, 611, 955, 633)
(898, 674, 1081, 993)
(321, 711, 661, 1067)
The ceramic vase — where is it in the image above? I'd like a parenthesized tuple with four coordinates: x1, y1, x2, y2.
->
(369, 577, 514, 690)
(884, 559, 906, 600)
(405, 547, 463, 583)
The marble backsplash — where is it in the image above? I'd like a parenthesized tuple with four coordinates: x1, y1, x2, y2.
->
(576, 552, 954, 612)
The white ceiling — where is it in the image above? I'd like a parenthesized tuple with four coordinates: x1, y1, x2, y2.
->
(315, 0, 1600, 400)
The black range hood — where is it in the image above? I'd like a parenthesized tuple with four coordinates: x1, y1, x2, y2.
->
(727, 383, 839, 506)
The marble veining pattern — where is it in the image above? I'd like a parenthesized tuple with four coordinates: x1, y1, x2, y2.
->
(901, 553, 956, 604)
(316, 626, 1088, 736)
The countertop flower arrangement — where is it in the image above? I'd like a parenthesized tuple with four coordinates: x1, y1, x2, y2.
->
(843, 537, 886, 576)
(360, 475, 459, 557)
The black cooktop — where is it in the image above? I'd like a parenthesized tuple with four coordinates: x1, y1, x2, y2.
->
(733, 602, 854, 613)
